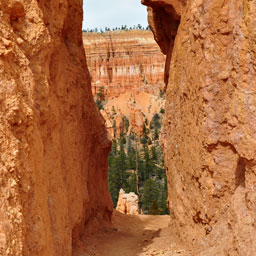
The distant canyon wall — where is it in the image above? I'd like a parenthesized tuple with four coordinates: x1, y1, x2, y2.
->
(0, 1, 112, 256)
(83, 30, 165, 98)
(143, 0, 256, 255)
(83, 30, 165, 138)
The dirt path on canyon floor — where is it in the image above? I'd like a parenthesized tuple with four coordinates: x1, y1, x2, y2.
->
(74, 210, 188, 256)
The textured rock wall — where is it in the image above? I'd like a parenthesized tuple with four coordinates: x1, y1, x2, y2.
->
(83, 30, 165, 97)
(0, 1, 113, 256)
(143, 0, 256, 255)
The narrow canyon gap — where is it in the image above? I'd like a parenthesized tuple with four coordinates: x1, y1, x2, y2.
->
(83, 30, 169, 215)
(1, 1, 256, 256)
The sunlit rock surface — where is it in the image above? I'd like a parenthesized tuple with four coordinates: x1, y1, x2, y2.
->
(83, 30, 166, 137)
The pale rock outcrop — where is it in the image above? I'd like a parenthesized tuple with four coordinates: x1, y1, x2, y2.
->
(0, 1, 113, 256)
(100, 109, 126, 139)
(116, 189, 139, 215)
(114, 113, 125, 139)
(100, 109, 115, 138)
(143, 0, 256, 255)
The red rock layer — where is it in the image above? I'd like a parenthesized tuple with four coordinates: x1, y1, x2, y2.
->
(83, 30, 165, 97)
(0, 1, 112, 255)
(143, 0, 256, 255)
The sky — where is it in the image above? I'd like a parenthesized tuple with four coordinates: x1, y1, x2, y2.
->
(82, 0, 148, 30)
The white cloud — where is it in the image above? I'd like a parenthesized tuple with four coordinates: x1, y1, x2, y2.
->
(82, 0, 148, 30)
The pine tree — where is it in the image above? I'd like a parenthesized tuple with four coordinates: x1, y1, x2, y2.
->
(142, 178, 160, 214)
(107, 109, 168, 214)
(127, 137, 136, 170)
(151, 146, 158, 162)
(127, 173, 137, 193)
(143, 144, 151, 180)
(150, 113, 161, 130)
(149, 200, 160, 215)
(108, 138, 128, 206)
(97, 86, 105, 101)
(159, 176, 169, 214)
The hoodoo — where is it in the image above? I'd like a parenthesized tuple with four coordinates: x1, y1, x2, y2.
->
(142, 0, 256, 254)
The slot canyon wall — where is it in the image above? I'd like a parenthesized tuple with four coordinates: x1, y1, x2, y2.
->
(0, 1, 113, 256)
(143, 0, 256, 255)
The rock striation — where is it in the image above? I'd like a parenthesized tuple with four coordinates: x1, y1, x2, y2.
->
(143, 0, 256, 255)
(83, 30, 165, 97)
(0, 1, 113, 256)
(116, 189, 139, 215)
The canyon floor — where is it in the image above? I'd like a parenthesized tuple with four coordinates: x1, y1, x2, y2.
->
(74, 211, 188, 256)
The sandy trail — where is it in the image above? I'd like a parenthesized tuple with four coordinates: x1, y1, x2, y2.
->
(74, 210, 188, 256)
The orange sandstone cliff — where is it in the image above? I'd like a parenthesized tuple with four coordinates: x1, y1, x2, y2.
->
(143, 0, 256, 255)
(0, 1, 112, 256)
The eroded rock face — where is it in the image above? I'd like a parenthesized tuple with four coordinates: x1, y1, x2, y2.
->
(129, 105, 145, 136)
(101, 109, 126, 138)
(116, 189, 139, 215)
(0, 1, 113, 255)
(143, 0, 256, 254)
